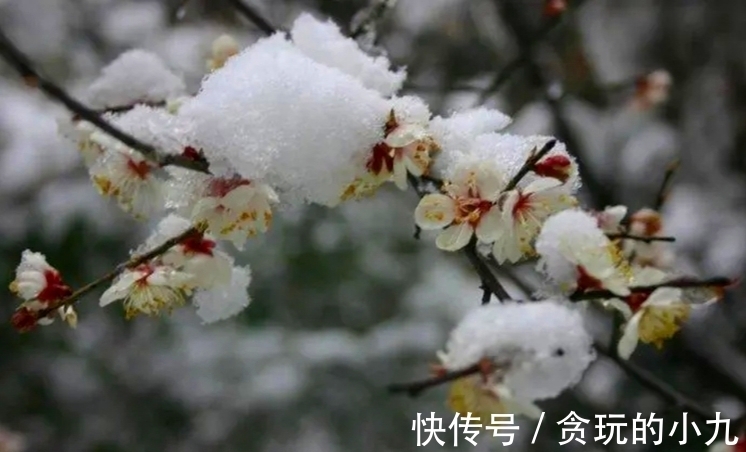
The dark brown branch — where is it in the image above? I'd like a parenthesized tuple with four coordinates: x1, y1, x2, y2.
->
(37, 227, 200, 318)
(502, 139, 557, 192)
(654, 159, 680, 211)
(594, 342, 715, 422)
(0, 27, 210, 174)
(387, 363, 481, 397)
(476, 14, 566, 104)
(226, 0, 277, 35)
(606, 233, 676, 243)
(570, 277, 734, 301)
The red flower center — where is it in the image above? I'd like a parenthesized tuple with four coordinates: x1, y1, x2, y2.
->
(366, 142, 395, 175)
(182, 146, 202, 161)
(511, 191, 534, 219)
(37, 270, 72, 302)
(207, 175, 251, 198)
(180, 231, 216, 256)
(533, 155, 571, 182)
(576, 266, 604, 292)
(626, 292, 651, 313)
(456, 197, 494, 227)
(133, 264, 155, 287)
(126, 158, 152, 179)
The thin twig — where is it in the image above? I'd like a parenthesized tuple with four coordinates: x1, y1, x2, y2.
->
(37, 227, 200, 317)
(594, 343, 715, 422)
(350, 0, 393, 39)
(654, 159, 680, 211)
(0, 27, 209, 174)
(606, 233, 676, 243)
(502, 139, 557, 192)
(226, 0, 277, 35)
(387, 363, 481, 397)
(476, 14, 566, 104)
(570, 277, 734, 301)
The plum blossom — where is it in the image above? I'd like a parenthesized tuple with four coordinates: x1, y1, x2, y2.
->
(612, 267, 716, 359)
(9, 251, 76, 331)
(536, 209, 632, 296)
(447, 375, 542, 422)
(191, 175, 278, 249)
(100, 264, 194, 319)
(89, 142, 163, 220)
(491, 177, 577, 264)
(414, 162, 507, 251)
(625, 207, 674, 268)
(594, 205, 628, 233)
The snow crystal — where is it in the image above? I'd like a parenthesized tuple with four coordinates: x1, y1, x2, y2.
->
(439, 300, 595, 401)
(290, 13, 405, 97)
(193, 265, 252, 323)
(86, 50, 186, 109)
(536, 209, 604, 280)
(390, 95, 431, 125)
(107, 105, 193, 155)
(429, 107, 512, 177)
(181, 34, 391, 206)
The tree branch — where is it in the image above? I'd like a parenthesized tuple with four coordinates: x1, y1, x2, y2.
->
(570, 277, 734, 301)
(606, 233, 676, 243)
(350, 0, 394, 39)
(37, 227, 200, 318)
(387, 363, 481, 398)
(226, 0, 277, 35)
(0, 27, 210, 174)
(654, 159, 680, 210)
(502, 139, 557, 192)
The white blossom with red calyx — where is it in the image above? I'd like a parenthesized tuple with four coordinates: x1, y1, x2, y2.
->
(151, 220, 233, 290)
(625, 207, 674, 268)
(414, 162, 507, 251)
(99, 264, 194, 319)
(594, 205, 628, 234)
(9, 250, 76, 331)
(89, 140, 163, 220)
(491, 177, 577, 264)
(536, 209, 632, 297)
(191, 175, 278, 250)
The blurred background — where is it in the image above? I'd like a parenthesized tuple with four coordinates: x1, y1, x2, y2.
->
(1, 0, 746, 450)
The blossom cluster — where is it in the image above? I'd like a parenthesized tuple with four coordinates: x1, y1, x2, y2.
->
(8, 11, 731, 426)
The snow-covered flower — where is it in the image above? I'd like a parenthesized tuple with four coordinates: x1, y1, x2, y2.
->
(414, 162, 507, 251)
(190, 175, 278, 249)
(180, 33, 392, 207)
(57, 118, 104, 167)
(9, 251, 76, 331)
(10, 250, 71, 306)
(438, 300, 595, 416)
(89, 142, 163, 219)
(447, 375, 542, 422)
(594, 205, 628, 233)
(207, 34, 240, 71)
(143, 214, 233, 289)
(491, 177, 577, 264)
(536, 209, 632, 296)
(100, 264, 194, 319)
(344, 106, 438, 197)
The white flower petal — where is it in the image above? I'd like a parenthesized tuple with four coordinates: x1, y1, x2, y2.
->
(435, 222, 473, 251)
(414, 194, 455, 230)
(617, 312, 643, 359)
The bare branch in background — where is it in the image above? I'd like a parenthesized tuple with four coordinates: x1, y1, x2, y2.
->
(350, 0, 396, 39)
(654, 159, 680, 210)
(0, 27, 210, 174)
(226, 0, 278, 35)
